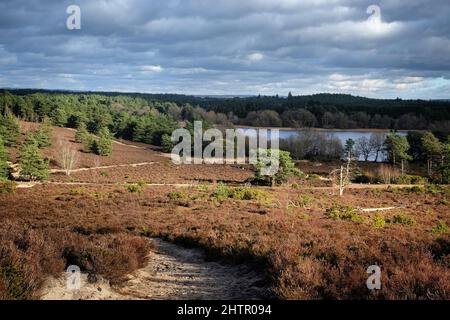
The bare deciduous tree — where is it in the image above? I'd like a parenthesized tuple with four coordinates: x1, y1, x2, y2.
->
(356, 136, 373, 161)
(57, 139, 78, 176)
(369, 133, 386, 162)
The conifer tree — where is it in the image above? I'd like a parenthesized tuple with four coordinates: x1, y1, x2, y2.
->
(0, 137, 9, 180)
(385, 133, 412, 174)
(161, 134, 174, 153)
(19, 140, 49, 181)
(75, 122, 89, 143)
(422, 131, 443, 176)
(0, 112, 20, 147)
(440, 138, 450, 184)
(97, 127, 113, 156)
(34, 116, 53, 148)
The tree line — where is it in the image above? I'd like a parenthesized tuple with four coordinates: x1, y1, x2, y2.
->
(1, 89, 449, 184)
(281, 130, 449, 183)
(3, 89, 450, 135)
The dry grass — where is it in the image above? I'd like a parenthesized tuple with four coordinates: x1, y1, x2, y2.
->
(1, 183, 449, 299)
(49, 162, 253, 185)
(2, 122, 449, 300)
(0, 220, 150, 300)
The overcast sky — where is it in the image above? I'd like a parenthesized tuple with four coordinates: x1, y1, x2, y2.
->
(1, 0, 450, 98)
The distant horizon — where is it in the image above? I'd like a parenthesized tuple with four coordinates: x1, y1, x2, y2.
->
(2, 87, 450, 102)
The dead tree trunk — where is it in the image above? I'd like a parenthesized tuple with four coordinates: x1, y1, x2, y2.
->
(339, 165, 344, 197)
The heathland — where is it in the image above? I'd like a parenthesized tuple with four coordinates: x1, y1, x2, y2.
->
(0, 90, 449, 300)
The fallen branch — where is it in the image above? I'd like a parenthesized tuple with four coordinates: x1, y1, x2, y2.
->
(359, 206, 403, 213)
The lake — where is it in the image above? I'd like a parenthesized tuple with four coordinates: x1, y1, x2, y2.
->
(236, 128, 408, 162)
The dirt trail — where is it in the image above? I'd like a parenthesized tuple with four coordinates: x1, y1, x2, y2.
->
(16, 181, 197, 188)
(40, 238, 268, 300)
(113, 139, 146, 149)
(50, 162, 155, 174)
(16, 180, 426, 190)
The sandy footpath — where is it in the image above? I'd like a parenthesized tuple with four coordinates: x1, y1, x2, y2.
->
(40, 238, 268, 300)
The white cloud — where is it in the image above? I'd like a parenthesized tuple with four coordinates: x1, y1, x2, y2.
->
(326, 73, 427, 95)
(141, 65, 163, 73)
(247, 53, 264, 62)
(170, 67, 209, 75)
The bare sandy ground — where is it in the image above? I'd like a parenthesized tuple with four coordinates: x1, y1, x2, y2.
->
(40, 238, 268, 300)
(49, 161, 155, 174)
(17, 180, 426, 190)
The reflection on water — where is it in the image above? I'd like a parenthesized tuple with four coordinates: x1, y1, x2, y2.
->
(236, 128, 407, 162)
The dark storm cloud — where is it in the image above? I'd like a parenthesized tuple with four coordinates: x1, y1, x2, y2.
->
(0, 0, 450, 98)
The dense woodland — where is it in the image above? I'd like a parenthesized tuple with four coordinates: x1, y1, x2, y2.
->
(2, 89, 450, 134)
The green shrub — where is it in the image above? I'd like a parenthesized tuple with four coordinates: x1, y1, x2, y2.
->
(212, 183, 231, 201)
(189, 193, 209, 201)
(168, 191, 188, 201)
(325, 205, 364, 223)
(390, 214, 416, 226)
(125, 182, 145, 194)
(372, 214, 386, 229)
(390, 185, 448, 195)
(0, 180, 16, 194)
(394, 175, 428, 185)
(253, 149, 304, 185)
(425, 185, 447, 195)
(297, 195, 312, 208)
(69, 187, 86, 195)
(287, 197, 313, 209)
(404, 186, 425, 194)
(194, 184, 209, 192)
(409, 175, 428, 185)
(88, 191, 108, 199)
(232, 187, 272, 203)
(432, 221, 449, 236)
(229, 187, 249, 200)
(211, 183, 271, 203)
